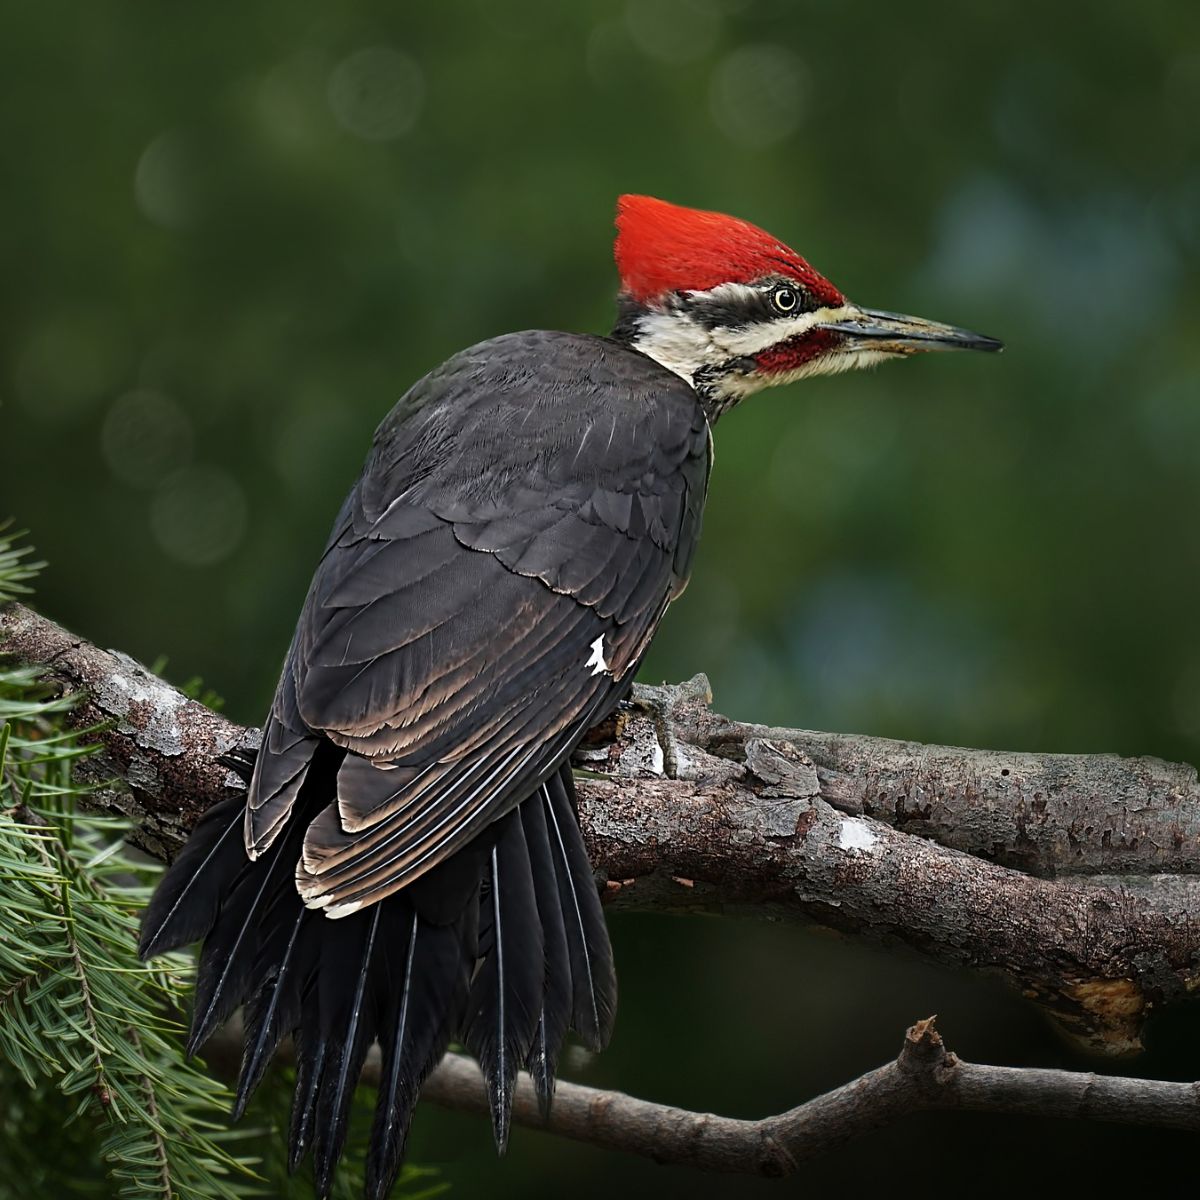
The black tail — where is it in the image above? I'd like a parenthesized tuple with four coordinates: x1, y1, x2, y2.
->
(139, 757, 615, 1200)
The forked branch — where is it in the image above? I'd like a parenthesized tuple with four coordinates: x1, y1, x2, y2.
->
(417, 1018, 1200, 1173)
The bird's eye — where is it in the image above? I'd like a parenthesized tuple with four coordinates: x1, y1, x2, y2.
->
(772, 286, 799, 314)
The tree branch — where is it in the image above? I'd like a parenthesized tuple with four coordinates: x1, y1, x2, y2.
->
(416, 1017, 1200, 1172)
(195, 1015, 1200, 1174)
(4, 598, 1200, 1062)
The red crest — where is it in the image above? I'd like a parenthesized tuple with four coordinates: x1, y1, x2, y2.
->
(614, 195, 844, 307)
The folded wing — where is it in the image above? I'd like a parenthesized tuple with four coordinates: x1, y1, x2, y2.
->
(244, 332, 711, 918)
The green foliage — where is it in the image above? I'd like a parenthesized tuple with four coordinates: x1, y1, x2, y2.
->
(0, 623, 260, 1194)
(0, 522, 43, 603)
(0, 530, 444, 1199)
(0, 528, 241, 1196)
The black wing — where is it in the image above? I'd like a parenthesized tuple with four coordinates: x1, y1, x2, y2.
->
(245, 331, 709, 918)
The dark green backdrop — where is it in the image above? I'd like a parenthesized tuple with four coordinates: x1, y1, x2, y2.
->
(3, 1, 1199, 1195)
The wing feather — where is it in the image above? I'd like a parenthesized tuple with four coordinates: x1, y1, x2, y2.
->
(244, 332, 711, 911)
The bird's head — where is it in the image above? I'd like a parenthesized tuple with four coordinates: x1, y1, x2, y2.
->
(613, 195, 1001, 417)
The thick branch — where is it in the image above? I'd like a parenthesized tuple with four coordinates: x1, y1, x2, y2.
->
(4, 600, 1200, 1055)
(0, 601, 259, 861)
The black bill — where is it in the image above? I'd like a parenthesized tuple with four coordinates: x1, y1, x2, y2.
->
(822, 306, 1003, 355)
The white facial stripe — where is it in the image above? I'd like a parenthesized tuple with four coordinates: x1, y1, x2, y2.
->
(709, 303, 855, 359)
(687, 281, 761, 306)
(628, 308, 710, 384)
(626, 280, 901, 410)
(631, 285, 858, 387)
(685, 282, 853, 354)
(718, 348, 896, 401)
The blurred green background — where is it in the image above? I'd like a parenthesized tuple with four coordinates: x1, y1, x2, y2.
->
(3, 0, 1200, 1194)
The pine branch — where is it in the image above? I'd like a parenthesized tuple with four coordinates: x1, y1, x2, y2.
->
(0, 648, 265, 1198)
(0, 521, 43, 601)
(24, 816, 118, 1116)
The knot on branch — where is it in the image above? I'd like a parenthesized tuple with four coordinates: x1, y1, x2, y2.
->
(896, 1017, 958, 1093)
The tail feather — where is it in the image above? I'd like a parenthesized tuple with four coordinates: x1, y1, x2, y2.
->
(289, 898, 374, 1180)
(234, 902, 310, 1119)
(137, 795, 247, 959)
(188, 817, 304, 1055)
(288, 1025, 327, 1174)
(544, 769, 617, 1050)
(463, 812, 544, 1150)
(519, 789, 573, 1115)
(141, 754, 614, 1199)
(365, 906, 477, 1200)
(313, 906, 384, 1198)
(365, 911, 421, 1200)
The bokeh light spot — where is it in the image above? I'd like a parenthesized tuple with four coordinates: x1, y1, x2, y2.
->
(256, 54, 329, 151)
(101, 390, 194, 489)
(14, 313, 126, 420)
(134, 131, 201, 230)
(327, 47, 424, 142)
(625, 0, 720, 64)
(269, 387, 361, 494)
(710, 45, 807, 148)
(150, 465, 247, 567)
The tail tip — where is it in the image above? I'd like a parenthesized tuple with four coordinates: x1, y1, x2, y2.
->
(287, 1139, 308, 1177)
(184, 1022, 213, 1061)
(493, 1125, 511, 1157)
(488, 1086, 514, 1156)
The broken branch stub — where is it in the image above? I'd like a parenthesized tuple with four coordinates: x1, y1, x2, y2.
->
(576, 676, 1200, 1056)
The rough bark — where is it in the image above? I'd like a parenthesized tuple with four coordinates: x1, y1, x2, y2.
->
(0, 600, 260, 862)
(4, 599, 1200, 1057)
(414, 1017, 1200, 1172)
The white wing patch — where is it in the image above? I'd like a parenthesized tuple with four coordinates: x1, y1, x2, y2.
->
(586, 635, 610, 676)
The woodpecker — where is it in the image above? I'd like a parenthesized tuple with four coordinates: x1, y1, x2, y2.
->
(140, 195, 1001, 1198)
